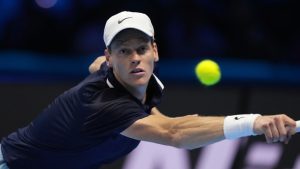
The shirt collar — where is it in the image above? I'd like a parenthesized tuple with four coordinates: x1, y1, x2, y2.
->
(106, 69, 164, 109)
(106, 72, 164, 91)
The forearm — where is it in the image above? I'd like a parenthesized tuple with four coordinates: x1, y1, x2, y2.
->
(123, 112, 296, 149)
(150, 108, 224, 149)
(169, 115, 225, 149)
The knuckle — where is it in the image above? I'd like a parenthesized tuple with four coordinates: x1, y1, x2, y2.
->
(280, 114, 288, 120)
(262, 123, 269, 129)
(273, 116, 280, 122)
(267, 120, 274, 126)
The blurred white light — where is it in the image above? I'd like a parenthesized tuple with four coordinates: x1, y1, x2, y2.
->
(35, 0, 58, 9)
(245, 142, 282, 168)
(195, 139, 241, 169)
(123, 141, 190, 169)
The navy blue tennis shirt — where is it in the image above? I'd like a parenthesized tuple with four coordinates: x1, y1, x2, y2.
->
(1, 63, 164, 169)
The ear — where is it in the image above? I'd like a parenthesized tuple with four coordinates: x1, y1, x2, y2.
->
(104, 49, 112, 67)
(153, 42, 159, 62)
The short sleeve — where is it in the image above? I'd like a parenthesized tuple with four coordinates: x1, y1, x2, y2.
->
(81, 98, 149, 139)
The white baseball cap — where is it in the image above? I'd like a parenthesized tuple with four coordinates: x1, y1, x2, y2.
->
(103, 11, 154, 47)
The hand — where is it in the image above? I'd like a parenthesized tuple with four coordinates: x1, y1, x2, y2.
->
(88, 56, 107, 73)
(253, 114, 296, 144)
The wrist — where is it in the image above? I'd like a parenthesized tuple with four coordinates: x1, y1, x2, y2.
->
(223, 114, 262, 139)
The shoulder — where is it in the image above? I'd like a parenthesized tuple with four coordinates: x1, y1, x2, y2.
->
(76, 79, 141, 113)
(81, 93, 147, 137)
(70, 65, 110, 103)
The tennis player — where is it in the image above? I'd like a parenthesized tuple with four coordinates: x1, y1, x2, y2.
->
(0, 11, 297, 169)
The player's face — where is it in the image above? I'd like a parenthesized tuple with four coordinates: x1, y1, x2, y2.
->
(105, 31, 159, 90)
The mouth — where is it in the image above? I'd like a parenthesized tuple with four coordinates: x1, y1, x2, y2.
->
(130, 68, 145, 74)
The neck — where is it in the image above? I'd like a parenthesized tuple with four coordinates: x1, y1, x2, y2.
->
(113, 72, 148, 103)
(125, 84, 147, 103)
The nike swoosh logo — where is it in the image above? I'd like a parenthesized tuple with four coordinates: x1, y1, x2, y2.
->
(118, 17, 133, 24)
(234, 116, 245, 120)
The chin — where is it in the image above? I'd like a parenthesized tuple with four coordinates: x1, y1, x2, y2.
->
(130, 78, 150, 87)
(132, 80, 148, 87)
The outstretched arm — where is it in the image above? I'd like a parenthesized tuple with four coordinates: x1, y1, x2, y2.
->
(122, 114, 225, 149)
(121, 113, 296, 149)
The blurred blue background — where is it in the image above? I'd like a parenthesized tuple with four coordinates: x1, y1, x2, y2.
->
(1, 0, 300, 85)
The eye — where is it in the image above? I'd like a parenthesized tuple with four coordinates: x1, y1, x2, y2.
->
(119, 48, 131, 55)
(137, 45, 148, 55)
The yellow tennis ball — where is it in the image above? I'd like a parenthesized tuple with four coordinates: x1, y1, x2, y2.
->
(195, 59, 221, 86)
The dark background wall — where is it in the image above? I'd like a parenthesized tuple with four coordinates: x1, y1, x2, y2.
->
(1, 0, 300, 64)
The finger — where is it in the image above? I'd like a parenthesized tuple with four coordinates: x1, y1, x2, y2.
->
(285, 130, 293, 144)
(274, 117, 287, 142)
(269, 122, 280, 142)
(284, 121, 298, 144)
(283, 115, 297, 128)
(263, 124, 273, 144)
(282, 115, 297, 138)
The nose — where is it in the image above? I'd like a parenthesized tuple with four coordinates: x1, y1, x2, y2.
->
(131, 52, 141, 65)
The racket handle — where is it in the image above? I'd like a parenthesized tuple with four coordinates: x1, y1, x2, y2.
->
(296, 120, 300, 133)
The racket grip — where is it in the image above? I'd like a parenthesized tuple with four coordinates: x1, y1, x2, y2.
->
(296, 120, 300, 133)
